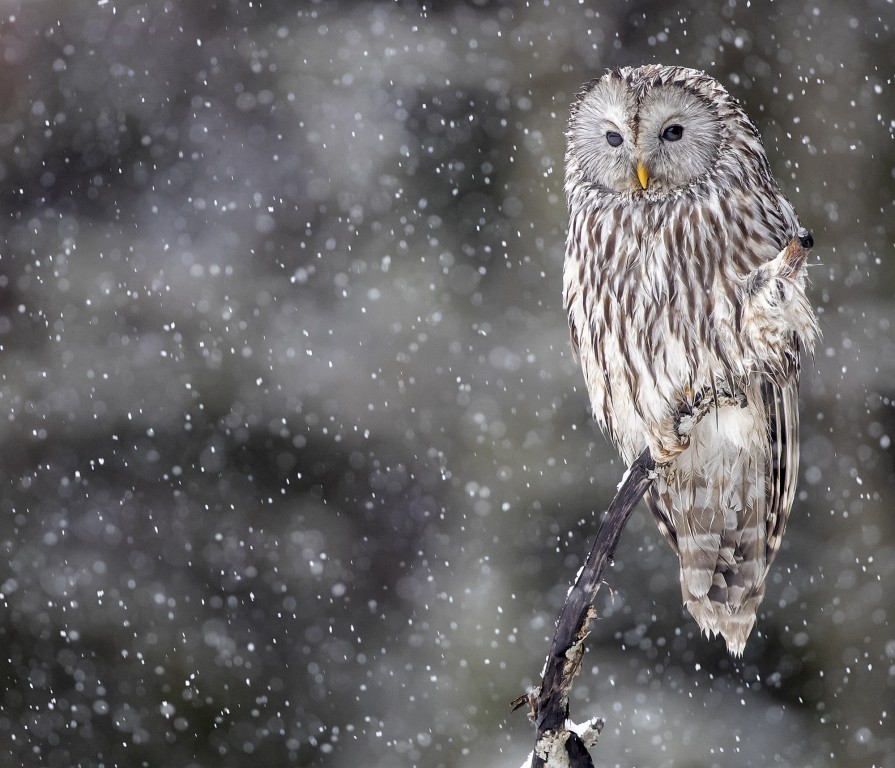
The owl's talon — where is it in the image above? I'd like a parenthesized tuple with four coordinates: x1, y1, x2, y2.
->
(652, 450, 677, 466)
(674, 381, 748, 441)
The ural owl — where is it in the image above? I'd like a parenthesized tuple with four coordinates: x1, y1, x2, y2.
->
(563, 65, 818, 655)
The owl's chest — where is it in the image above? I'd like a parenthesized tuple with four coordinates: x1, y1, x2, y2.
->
(593, 213, 744, 375)
(599, 222, 704, 318)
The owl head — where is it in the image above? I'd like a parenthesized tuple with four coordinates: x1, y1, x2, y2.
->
(566, 65, 767, 197)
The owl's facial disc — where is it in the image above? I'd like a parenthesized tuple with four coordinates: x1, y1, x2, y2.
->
(567, 78, 642, 194)
(635, 86, 722, 192)
(569, 73, 723, 195)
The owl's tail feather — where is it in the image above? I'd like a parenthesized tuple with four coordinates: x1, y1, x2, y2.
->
(683, 585, 765, 657)
(663, 436, 769, 656)
(678, 528, 767, 656)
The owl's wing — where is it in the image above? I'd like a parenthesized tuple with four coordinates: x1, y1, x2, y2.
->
(645, 485, 678, 554)
(644, 373, 800, 566)
(761, 372, 801, 573)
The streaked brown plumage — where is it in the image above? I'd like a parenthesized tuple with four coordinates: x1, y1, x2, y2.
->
(563, 65, 818, 654)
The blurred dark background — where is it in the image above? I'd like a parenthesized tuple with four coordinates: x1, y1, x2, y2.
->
(0, 1, 892, 766)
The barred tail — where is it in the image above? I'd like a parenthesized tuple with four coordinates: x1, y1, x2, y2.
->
(650, 413, 771, 656)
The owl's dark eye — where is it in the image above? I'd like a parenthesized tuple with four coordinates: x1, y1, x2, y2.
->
(606, 131, 623, 147)
(661, 124, 684, 142)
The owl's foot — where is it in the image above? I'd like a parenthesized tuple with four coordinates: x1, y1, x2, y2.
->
(650, 444, 686, 465)
(646, 420, 689, 465)
(674, 380, 748, 440)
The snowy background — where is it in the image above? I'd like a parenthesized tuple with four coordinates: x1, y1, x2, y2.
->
(1, 1, 893, 766)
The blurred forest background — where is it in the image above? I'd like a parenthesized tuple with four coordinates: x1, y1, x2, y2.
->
(0, 0, 893, 766)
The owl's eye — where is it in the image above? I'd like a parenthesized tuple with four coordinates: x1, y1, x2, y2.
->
(606, 131, 623, 147)
(661, 124, 684, 142)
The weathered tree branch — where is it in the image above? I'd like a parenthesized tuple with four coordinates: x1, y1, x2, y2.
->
(517, 448, 656, 768)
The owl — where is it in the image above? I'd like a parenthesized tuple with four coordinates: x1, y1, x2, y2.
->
(562, 65, 818, 655)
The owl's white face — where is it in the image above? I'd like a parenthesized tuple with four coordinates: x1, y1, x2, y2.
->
(568, 69, 725, 195)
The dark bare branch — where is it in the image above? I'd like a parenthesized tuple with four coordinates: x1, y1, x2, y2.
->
(522, 448, 656, 768)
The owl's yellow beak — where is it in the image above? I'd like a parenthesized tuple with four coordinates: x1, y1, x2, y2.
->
(636, 161, 649, 190)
